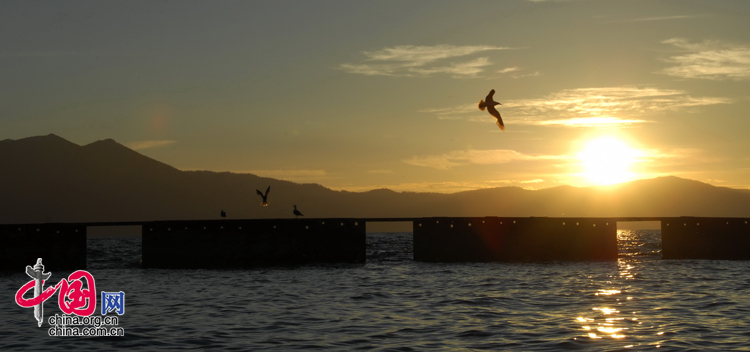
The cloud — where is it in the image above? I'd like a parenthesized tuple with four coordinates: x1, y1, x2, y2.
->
(612, 15, 705, 23)
(535, 117, 650, 127)
(403, 149, 569, 170)
(367, 169, 393, 174)
(510, 71, 540, 79)
(637, 147, 721, 165)
(125, 140, 177, 150)
(659, 38, 750, 80)
(243, 169, 327, 181)
(498, 67, 520, 74)
(330, 179, 550, 193)
(340, 45, 513, 77)
(331, 181, 490, 193)
(408, 57, 492, 77)
(490, 66, 539, 79)
(421, 86, 730, 126)
(526, 0, 584, 2)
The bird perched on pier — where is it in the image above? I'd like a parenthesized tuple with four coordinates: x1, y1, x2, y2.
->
(478, 89, 504, 131)
(221, 210, 226, 218)
(293, 205, 304, 218)
(256, 186, 270, 206)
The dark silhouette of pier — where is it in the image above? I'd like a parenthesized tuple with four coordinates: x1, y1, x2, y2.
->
(1, 216, 749, 269)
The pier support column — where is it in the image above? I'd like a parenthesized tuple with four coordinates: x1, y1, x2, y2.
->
(414, 217, 617, 262)
(142, 219, 366, 268)
(662, 218, 750, 259)
(0, 224, 86, 270)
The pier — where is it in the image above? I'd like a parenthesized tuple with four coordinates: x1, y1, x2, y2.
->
(413, 217, 618, 262)
(142, 219, 366, 268)
(1, 216, 749, 269)
(661, 217, 750, 260)
(0, 223, 86, 270)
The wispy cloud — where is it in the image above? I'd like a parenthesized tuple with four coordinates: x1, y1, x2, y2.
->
(243, 169, 327, 181)
(536, 117, 650, 127)
(0, 50, 113, 58)
(498, 67, 520, 74)
(612, 15, 705, 23)
(637, 147, 721, 166)
(526, 0, 584, 2)
(510, 71, 540, 79)
(421, 86, 730, 127)
(331, 181, 489, 193)
(659, 38, 750, 80)
(125, 140, 177, 150)
(408, 57, 492, 76)
(330, 178, 551, 193)
(491, 66, 539, 79)
(367, 169, 393, 174)
(403, 149, 569, 170)
(340, 45, 514, 78)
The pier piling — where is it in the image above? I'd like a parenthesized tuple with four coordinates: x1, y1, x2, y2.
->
(0, 223, 86, 270)
(142, 219, 366, 268)
(414, 217, 618, 262)
(662, 217, 750, 259)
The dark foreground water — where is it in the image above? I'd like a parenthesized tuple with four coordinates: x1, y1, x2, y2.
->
(2, 230, 750, 351)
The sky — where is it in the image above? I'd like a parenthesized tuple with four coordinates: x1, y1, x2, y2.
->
(2, 0, 749, 193)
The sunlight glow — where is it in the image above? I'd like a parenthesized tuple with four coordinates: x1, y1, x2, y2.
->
(593, 307, 619, 315)
(596, 289, 621, 296)
(578, 137, 643, 185)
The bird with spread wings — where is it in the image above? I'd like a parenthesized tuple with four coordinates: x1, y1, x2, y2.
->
(256, 186, 270, 206)
(478, 89, 504, 131)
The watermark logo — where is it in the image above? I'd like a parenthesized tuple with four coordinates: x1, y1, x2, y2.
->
(102, 291, 125, 315)
(15, 258, 125, 336)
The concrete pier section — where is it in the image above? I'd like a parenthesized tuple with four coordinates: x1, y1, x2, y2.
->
(142, 219, 366, 268)
(662, 217, 750, 259)
(0, 223, 86, 270)
(414, 217, 618, 262)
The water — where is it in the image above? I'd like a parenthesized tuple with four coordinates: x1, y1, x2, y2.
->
(2, 230, 750, 351)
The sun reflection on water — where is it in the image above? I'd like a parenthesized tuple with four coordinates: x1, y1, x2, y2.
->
(596, 289, 621, 296)
(574, 259, 641, 342)
(572, 230, 679, 348)
(620, 267, 634, 279)
(594, 307, 619, 315)
(576, 305, 631, 341)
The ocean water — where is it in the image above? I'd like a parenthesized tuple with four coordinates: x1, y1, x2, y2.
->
(2, 230, 750, 351)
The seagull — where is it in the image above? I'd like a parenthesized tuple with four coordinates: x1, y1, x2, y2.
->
(478, 89, 504, 131)
(256, 186, 270, 206)
(221, 210, 226, 218)
(293, 205, 304, 218)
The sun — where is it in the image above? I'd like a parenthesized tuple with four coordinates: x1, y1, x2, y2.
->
(578, 137, 642, 186)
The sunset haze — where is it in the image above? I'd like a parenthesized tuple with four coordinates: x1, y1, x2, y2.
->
(2, 0, 749, 193)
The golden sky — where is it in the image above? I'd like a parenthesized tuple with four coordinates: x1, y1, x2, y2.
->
(2, 1, 749, 192)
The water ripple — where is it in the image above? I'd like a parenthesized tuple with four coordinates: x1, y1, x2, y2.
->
(2, 231, 750, 350)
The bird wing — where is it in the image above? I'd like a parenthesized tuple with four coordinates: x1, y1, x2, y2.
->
(485, 89, 495, 102)
(488, 106, 505, 131)
(256, 189, 263, 197)
(265, 186, 271, 197)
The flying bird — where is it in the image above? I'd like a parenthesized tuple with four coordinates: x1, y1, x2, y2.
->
(256, 186, 270, 206)
(478, 89, 504, 131)
(221, 210, 227, 218)
(293, 205, 304, 218)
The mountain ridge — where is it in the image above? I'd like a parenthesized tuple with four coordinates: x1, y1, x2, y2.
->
(1, 134, 748, 224)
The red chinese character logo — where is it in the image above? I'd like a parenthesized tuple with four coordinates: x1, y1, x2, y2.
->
(16, 270, 97, 317)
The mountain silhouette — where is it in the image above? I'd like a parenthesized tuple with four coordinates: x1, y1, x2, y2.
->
(1, 134, 749, 224)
